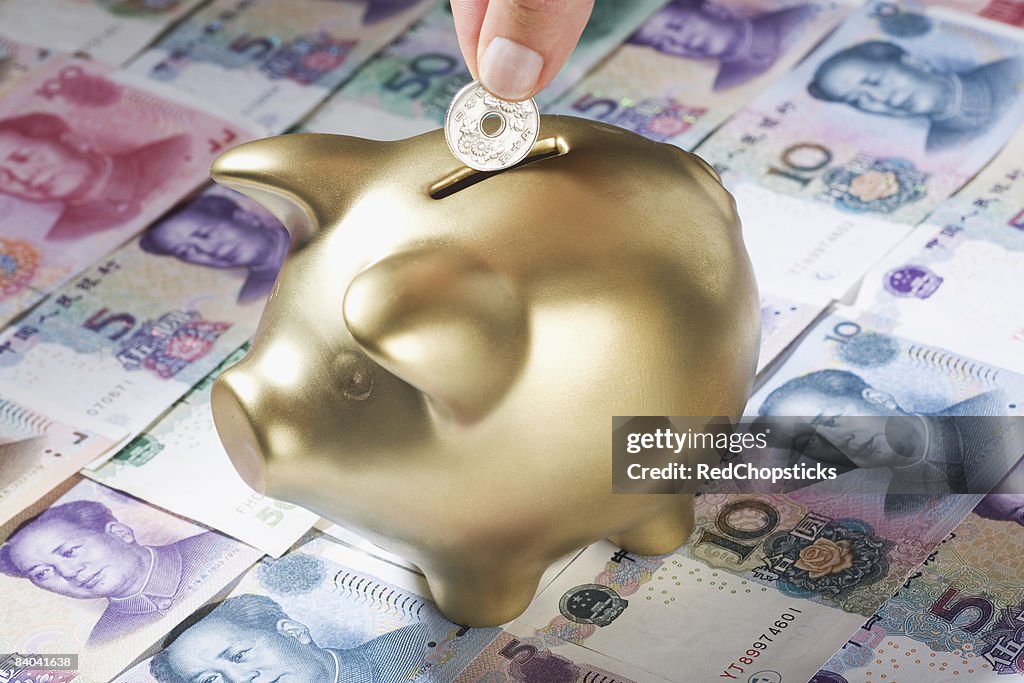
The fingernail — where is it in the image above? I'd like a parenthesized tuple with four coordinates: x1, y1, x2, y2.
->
(479, 37, 543, 100)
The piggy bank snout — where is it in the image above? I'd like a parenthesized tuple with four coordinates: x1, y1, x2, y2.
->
(210, 353, 369, 493)
(211, 369, 269, 494)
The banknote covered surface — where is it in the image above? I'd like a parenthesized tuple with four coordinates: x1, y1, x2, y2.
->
(0, 184, 286, 439)
(551, 0, 853, 150)
(814, 459, 1024, 680)
(125, 0, 437, 134)
(696, 1, 1024, 224)
(113, 534, 500, 682)
(456, 619, 673, 683)
(854, 126, 1024, 374)
(598, 307, 1024, 679)
(0, 58, 253, 328)
(330, 0, 672, 125)
(0, 478, 261, 681)
(734, 184, 916, 300)
(746, 307, 1024, 511)
(0, 396, 122, 528)
(88, 344, 319, 557)
(0, 0, 208, 64)
(518, 539, 868, 682)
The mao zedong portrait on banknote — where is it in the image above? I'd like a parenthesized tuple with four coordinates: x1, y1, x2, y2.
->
(138, 193, 289, 304)
(758, 368, 1012, 513)
(0, 110, 191, 241)
(629, 0, 815, 90)
(146, 594, 430, 683)
(806, 39, 1024, 151)
(0, 499, 237, 645)
(975, 462, 1024, 526)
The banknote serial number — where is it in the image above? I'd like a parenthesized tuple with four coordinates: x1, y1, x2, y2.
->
(0, 653, 78, 671)
(719, 607, 802, 679)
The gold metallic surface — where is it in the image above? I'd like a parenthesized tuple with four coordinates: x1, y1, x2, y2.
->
(209, 116, 760, 626)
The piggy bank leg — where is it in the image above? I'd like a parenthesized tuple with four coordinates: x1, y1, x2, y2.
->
(608, 494, 695, 555)
(421, 560, 548, 627)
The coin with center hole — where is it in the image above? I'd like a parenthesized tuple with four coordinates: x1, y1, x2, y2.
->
(444, 81, 540, 172)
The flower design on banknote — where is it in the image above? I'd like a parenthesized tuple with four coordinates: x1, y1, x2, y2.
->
(765, 521, 892, 598)
(795, 537, 854, 578)
(849, 170, 900, 202)
(610, 99, 705, 143)
(595, 553, 665, 595)
(258, 552, 326, 595)
(539, 615, 598, 644)
(825, 638, 874, 671)
(508, 649, 582, 682)
(823, 158, 928, 214)
(115, 312, 232, 379)
(835, 331, 900, 367)
(164, 321, 231, 362)
(0, 238, 39, 297)
(558, 584, 628, 627)
(260, 36, 357, 85)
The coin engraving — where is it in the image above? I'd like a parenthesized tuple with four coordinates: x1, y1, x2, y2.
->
(444, 81, 540, 172)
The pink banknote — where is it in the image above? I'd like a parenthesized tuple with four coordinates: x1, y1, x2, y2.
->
(0, 57, 253, 327)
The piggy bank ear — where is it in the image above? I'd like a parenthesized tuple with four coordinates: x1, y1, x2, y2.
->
(343, 248, 528, 424)
(211, 134, 376, 246)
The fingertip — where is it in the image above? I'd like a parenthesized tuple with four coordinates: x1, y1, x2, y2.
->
(450, 0, 488, 78)
(479, 36, 544, 101)
(477, 0, 595, 101)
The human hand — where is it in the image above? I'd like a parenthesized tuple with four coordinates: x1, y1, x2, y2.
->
(450, 0, 596, 101)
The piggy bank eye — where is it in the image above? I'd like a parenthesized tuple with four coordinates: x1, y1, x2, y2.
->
(336, 351, 373, 401)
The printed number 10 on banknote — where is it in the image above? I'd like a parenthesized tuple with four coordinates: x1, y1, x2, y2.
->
(697, 1, 1024, 225)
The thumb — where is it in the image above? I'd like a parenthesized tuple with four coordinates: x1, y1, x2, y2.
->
(453, 0, 595, 102)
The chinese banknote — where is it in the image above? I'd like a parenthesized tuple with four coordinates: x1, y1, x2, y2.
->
(0, 0, 1023, 681)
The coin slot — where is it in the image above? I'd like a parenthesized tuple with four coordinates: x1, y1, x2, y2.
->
(429, 137, 569, 200)
(480, 112, 505, 137)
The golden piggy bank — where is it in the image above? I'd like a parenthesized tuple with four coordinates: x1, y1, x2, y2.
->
(209, 116, 759, 626)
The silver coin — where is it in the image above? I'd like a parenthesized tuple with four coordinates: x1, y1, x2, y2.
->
(444, 81, 540, 172)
